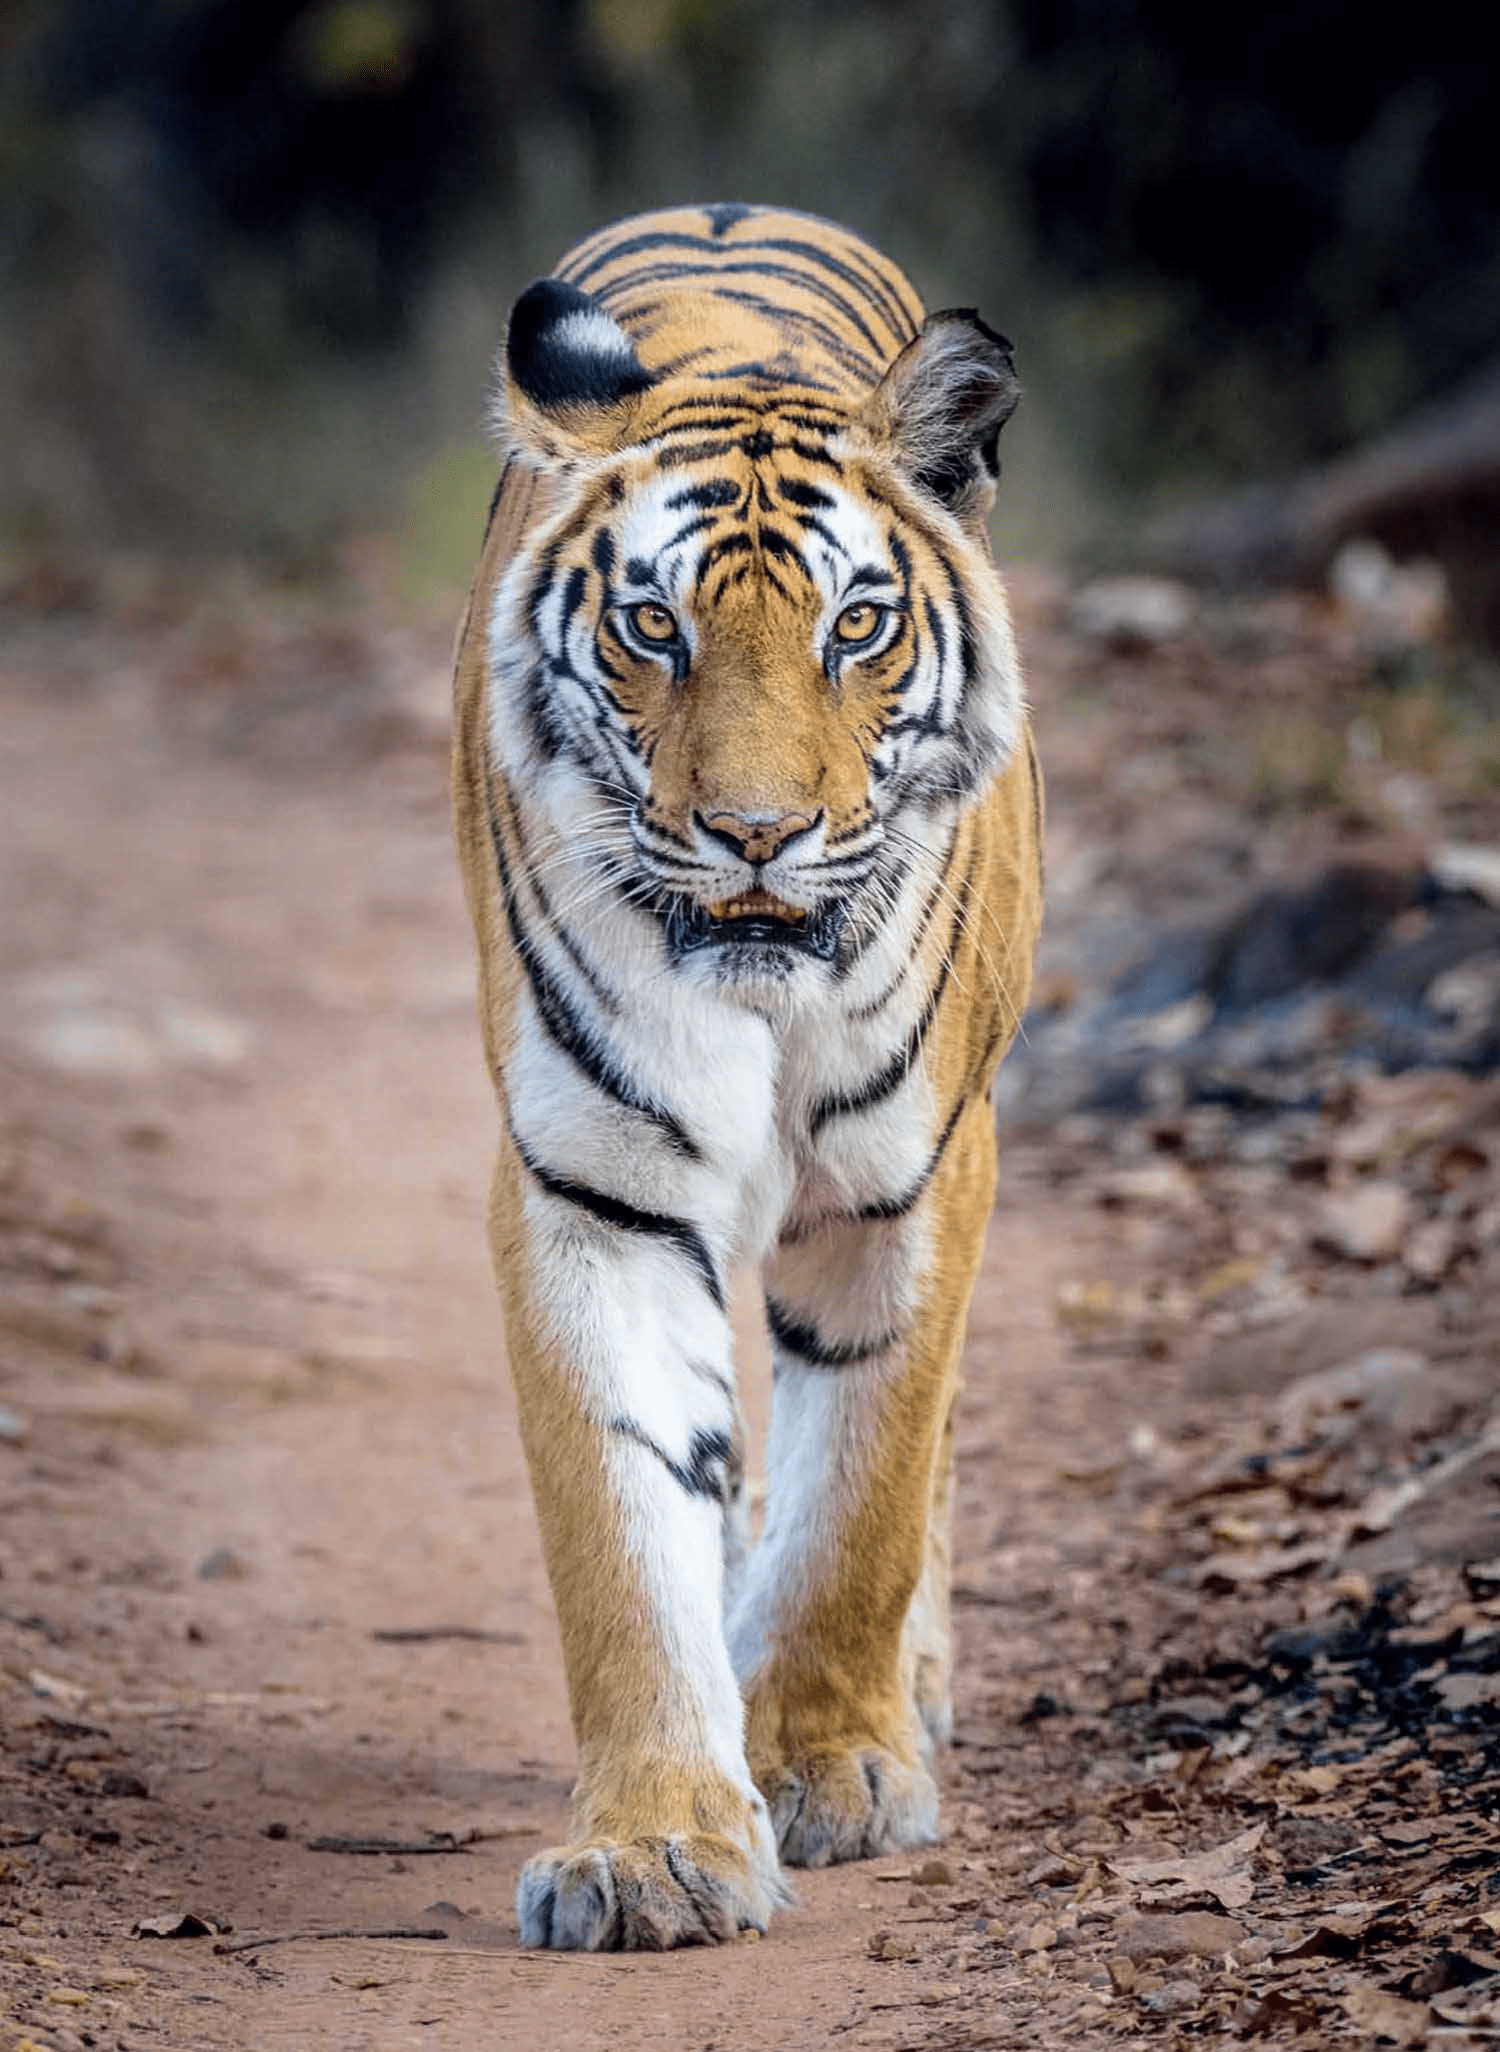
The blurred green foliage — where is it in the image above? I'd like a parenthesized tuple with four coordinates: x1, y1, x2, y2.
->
(1, 0, 1495, 592)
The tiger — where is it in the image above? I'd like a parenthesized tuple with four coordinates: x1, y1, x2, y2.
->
(451, 202, 1042, 1952)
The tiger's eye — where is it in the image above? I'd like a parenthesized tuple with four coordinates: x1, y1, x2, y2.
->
(629, 602, 678, 644)
(835, 602, 883, 645)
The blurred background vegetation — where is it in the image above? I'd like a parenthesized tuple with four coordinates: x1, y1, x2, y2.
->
(2, 0, 1496, 598)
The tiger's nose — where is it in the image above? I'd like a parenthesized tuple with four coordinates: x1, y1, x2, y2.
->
(696, 808, 822, 864)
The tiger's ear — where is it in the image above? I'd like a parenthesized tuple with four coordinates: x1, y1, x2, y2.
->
(858, 309, 1019, 523)
(495, 278, 656, 459)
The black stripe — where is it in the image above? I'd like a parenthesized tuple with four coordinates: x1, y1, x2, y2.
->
(790, 438, 844, 473)
(689, 1358, 735, 1402)
(704, 201, 755, 237)
(566, 226, 918, 349)
(852, 827, 958, 1020)
(701, 360, 842, 395)
(611, 1418, 732, 1503)
(487, 800, 696, 1154)
(779, 478, 836, 511)
(667, 478, 743, 510)
(693, 531, 753, 590)
(481, 453, 515, 545)
(766, 1296, 897, 1368)
(654, 436, 745, 471)
(810, 838, 975, 1132)
(491, 782, 616, 1010)
(757, 525, 810, 579)
(855, 1094, 968, 1221)
(646, 413, 757, 437)
(709, 288, 883, 381)
(808, 946, 954, 1136)
(510, 1125, 725, 1310)
(747, 235, 917, 346)
(653, 394, 762, 426)
(596, 257, 890, 360)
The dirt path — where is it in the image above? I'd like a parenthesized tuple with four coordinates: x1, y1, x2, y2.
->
(0, 625, 1054, 2049)
(3, 598, 1497, 2051)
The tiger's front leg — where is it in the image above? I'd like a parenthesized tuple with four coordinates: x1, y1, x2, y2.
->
(489, 1134, 783, 1949)
(729, 1101, 996, 1867)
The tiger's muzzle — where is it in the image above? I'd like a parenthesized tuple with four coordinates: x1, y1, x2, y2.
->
(663, 893, 848, 963)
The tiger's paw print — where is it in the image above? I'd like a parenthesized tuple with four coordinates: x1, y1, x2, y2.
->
(764, 1744, 939, 1868)
(516, 1832, 786, 1951)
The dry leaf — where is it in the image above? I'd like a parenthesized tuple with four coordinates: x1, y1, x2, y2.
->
(1338, 1984, 1430, 2044)
(1197, 1542, 1329, 1591)
(1281, 1763, 1345, 1799)
(1435, 1671, 1500, 1711)
(1107, 1823, 1265, 1912)
(132, 1911, 226, 1939)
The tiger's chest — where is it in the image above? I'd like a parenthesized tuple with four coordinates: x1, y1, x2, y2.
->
(661, 978, 942, 1264)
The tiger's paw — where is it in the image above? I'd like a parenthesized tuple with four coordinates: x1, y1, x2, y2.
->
(516, 1832, 787, 1951)
(764, 1745, 939, 1868)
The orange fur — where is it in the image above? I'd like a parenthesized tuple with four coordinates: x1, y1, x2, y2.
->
(452, 205, 1042, 1946)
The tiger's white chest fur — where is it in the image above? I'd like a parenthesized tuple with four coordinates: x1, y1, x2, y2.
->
(498, 777, 950, 1275)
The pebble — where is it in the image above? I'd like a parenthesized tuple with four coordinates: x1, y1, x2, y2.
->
(196, 1547, 248, 1582)
(1139, 1978, 1204, 2015)
(1118, 1911, 1245, 1961)
(100, 1771, 150, 1800)
(1317, 1180, 1411, 1262)
(0, 1405, 31, 1444)
(910, 1858, 957, 1887)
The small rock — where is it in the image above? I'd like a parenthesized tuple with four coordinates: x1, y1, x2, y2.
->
(1403, 1216, 1459, 1283)
(1139, 1978, 1204, 2016)
(1431, 842, 1500, 908)
(100, 1771, 150, 1800)
(1119, 1912, 1245, 1962)
(95, 1968, 143, 1989)
(262, 1820, 289, 1840)
(868, 1928, 920, 1961)
(910, 1858, 957, 1888)
(1106, 1956, 1137, 1993)
(1317, 1180, 1411, 1262)
(1022, 1923, 1057, 1952)
(0, 1405, 31, 1445)
(1329, 538, 1446, 648)
(196, 1547, 248, 1582)
(1276, 1347, 1429, 1445)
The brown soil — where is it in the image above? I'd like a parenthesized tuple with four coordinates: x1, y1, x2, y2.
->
(2, 581, 1497, 2050)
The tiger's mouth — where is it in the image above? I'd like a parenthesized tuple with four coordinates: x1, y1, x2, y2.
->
(664, 892, 846, 962)
(706, 889, 805, 925)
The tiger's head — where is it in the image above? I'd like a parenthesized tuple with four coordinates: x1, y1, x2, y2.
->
(487, 277, 1023, 993)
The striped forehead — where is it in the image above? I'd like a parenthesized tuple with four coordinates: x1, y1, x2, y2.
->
(612, 456, 893, 612)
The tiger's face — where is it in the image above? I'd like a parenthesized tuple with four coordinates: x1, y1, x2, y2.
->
(488, 281, 1022, 992)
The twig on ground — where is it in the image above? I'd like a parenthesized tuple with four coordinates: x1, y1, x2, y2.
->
(370, 1626, 524, 1645)
(216, 1926, 451, 1957)
(307, 1824, 534, 1855)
